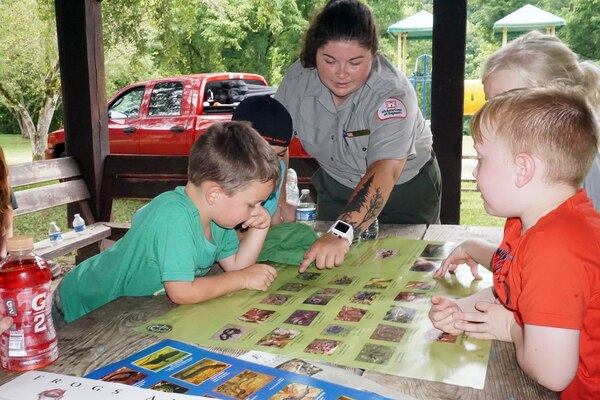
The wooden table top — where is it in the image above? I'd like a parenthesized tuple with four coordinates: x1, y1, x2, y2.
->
(0, 224, 559, 399)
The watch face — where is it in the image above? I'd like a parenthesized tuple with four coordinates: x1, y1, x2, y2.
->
(334, 221, 350, 233)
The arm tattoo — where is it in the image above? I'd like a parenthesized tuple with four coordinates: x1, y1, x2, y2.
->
(339, 175, 384, 230)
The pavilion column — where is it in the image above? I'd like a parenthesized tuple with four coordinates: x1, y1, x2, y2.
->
(55, 0, 109, 220)
(431, 0, 467, 224)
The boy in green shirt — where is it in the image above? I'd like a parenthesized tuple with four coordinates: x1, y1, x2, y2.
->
(55, 122, 281, 323)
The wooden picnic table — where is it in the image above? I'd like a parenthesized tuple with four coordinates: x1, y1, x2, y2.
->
(0, 224, 559, 399)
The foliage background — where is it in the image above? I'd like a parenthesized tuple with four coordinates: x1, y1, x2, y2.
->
(1, 0, 598, 146)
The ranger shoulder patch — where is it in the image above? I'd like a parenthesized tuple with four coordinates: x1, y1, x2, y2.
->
(376, 97, 407, 120)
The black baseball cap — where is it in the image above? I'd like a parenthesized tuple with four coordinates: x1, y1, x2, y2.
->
(232, 95, 293, 147)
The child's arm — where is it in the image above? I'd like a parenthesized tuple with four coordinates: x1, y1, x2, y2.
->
(164, 264, 277, 304)
(222, 206, 271, 271)
(434, 239, 497, 279)
(514, 325, 579, 392)
(455, 303, 580, 392)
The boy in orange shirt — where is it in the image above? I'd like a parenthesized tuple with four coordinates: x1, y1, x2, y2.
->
(429, 85, 600, 399)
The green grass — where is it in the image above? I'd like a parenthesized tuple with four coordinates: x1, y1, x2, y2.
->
(0, 133, 32, 164)
(459, 182, 504, 227)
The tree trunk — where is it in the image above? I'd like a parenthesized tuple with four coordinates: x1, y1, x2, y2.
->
(33, 61, 61, 160)
(0, 84, 35, 140)
(0, 61, 61, 161)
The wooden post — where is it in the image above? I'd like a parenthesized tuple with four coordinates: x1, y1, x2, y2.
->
(431, 0, 467, 224)
(55, 0, 109, 220)
(397, 33, 402, 71)
(502, 27, 508, 46)
(402, 33, 408, 74)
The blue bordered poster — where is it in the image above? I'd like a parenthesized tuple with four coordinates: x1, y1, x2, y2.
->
(85, 339, 395, 400)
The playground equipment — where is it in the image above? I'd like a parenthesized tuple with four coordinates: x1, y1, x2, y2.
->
(408, 55, 486, 117)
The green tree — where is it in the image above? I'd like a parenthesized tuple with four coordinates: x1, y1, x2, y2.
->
(0, 0, 59, 160)
(563, 0, 600, 60)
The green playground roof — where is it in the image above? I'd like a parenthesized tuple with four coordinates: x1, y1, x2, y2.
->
(387, 10, 433, 39)
(494, 4, 565, 33)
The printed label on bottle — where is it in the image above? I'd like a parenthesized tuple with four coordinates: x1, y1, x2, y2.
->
(8, 330, 26, 357)
(49, 232, 62, 241)
(296, 208, 316, 222)
(74, 224, 86, 233)
(3, 299, 17, 317)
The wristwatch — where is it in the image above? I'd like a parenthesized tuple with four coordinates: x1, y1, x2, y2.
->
(328, 220, 354, 245)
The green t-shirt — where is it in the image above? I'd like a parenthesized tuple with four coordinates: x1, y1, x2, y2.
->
(60, 187, 239, 323)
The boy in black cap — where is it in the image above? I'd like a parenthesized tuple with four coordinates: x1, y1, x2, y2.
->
(232, 95, 296, 225)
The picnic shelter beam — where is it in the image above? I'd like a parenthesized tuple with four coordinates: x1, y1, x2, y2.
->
(55, 0, 109, 220)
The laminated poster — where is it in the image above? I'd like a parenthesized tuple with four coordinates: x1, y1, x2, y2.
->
(136, 237, 493, 389)
(0, 370, 209, 400)
(85, 339, 394, 400)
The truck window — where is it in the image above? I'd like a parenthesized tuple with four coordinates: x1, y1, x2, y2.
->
(148, 81, 184, 117)
(109, 86, 145, 118)
(202, 79, 269, 114)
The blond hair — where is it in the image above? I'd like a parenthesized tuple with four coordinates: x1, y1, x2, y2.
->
(0, 147, 11, 237)
(482, 31, 600, 113)
(472, 85, 599, 187)
(188, 122, 280, 194)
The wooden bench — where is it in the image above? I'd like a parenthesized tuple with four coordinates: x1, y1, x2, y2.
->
(100, 155, 188, 240)
(9, 157, 112, 262)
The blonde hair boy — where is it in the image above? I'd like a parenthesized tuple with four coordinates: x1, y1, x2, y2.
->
(430, 86, 600, 399)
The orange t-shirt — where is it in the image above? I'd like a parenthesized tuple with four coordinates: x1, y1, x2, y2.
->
(492, 190, 600, 399)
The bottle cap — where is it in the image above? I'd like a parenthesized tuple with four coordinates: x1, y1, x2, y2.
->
(301, 189, 309, 194)
(74, 213, 80, 217)
(6, 236, 34, 252)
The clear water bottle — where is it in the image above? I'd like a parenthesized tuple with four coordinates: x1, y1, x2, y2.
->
(72, 214, 86, 235)
(359, 218, 379, 241)
(286, 168, 300, 206)
(0, 236, 59, 371)
(47, 222, 62, 245)
(296, 189, 316, 227)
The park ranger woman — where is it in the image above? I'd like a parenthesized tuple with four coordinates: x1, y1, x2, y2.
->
(275, 0, 441, 271)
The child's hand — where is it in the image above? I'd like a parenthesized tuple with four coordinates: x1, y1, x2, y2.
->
(454, 301, 517, 342)
(434, 241, 482, 280)
(428, 295, 464, 335)
(241, 264, 277, 291)
(241, 206, 271, 230)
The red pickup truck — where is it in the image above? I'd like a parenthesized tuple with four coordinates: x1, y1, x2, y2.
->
(45, 73, 309, 159)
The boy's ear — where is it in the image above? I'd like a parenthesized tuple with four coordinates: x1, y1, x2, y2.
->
(514, 152, 536, 188)
(205, 184, 223, 205)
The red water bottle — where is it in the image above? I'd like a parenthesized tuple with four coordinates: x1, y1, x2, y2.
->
(0, 236, 58, 371)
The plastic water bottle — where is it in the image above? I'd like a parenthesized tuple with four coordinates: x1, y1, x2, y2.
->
(296, 189, 316, 227)
(0, 236, 59, 371)
(47, 222, 62, 245)
(286, 168, 300, 206)
(359, 218, 379, 241)
(72, 214, 86, 235)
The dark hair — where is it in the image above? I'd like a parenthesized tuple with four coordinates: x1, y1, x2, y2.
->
(300, 0, 378, 68)
(188, 122, 280, 194)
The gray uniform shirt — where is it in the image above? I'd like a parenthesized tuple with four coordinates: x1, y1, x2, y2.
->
(275, 55, 432, 189)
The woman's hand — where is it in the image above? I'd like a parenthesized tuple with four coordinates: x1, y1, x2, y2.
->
(298, 233, 349, 273)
